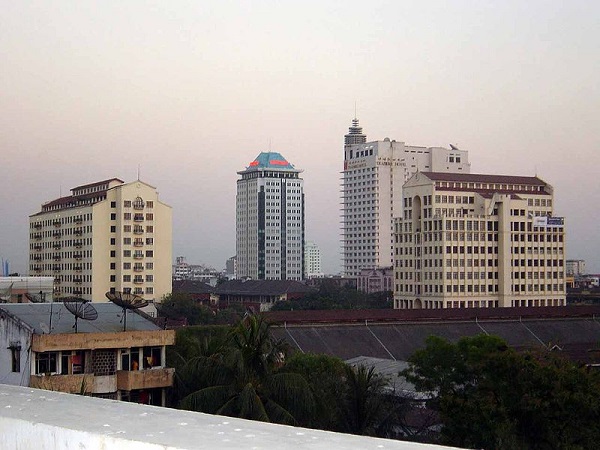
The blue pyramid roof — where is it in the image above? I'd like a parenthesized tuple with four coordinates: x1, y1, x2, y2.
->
(247, 152, 295, 170)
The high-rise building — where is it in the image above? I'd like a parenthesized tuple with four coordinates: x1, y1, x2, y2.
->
(236, 152, 304, 280)
(341, 119, 471, 277)
(394, 172, 566, 309)
(566, 260, 586, 277)
(304, 241, 323, 279)
(29, 179, 172, 303)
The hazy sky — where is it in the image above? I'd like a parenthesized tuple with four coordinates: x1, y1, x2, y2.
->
(1, 1, 599, 275)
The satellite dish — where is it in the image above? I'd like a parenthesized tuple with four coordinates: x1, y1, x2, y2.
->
(25, 292, 46, 303)
(62, 297, 98, 333)
(105, 291, 148, 331)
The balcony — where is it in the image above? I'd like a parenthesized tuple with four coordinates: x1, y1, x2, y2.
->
(116, 367, 174, 391)
(74, 241, 83, 249)
(73, 289, 83, 296)
(53, 255, 62, 261)
(53, 243, 61, 250)
(73, 277, 83, 284)
(29, 374, 116, 395)
(133, 265, 144, 272)
(54, 278, 62, 285)
(34, 233, 42, 240)
(74, 253, 83, 260)
(74, 228, 83, 236)
(133, 214, 144, 222)
(53, 265, 61, 272)
(53, 231, 62, 238)
(74, 265, 83, 272)
(133, 240, 144, 247)
(33, 255, 42, 261)
(33, 265, 41, 272)
(133, 227, 144, 235)
(33, 223, 42, 229)
(74, 216, 83, 224)
(133, 253, 144, 260)
(133, 278, 144, 284)
(34, 244, 42, 251)
(53, 220, 61, 227)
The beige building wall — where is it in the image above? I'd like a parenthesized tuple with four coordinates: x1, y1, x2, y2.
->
(30, 179, 172, 304)
(393, 172, 566, 309)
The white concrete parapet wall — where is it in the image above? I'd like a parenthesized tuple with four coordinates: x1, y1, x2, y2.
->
(0, 385, 460, 450)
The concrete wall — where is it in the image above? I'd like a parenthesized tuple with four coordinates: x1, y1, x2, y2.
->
(32, 329, 175, 352)
(0, 313, 31, 386)
(0, 385, 459, 450)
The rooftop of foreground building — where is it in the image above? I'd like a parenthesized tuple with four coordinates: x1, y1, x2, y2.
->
(0, 384, 461, 450)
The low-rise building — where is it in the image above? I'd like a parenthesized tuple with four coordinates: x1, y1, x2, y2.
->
(0, 302, 175, 405)
(357, 267, 393, 294)
(0, 276, 55, 303)
(212, 279, 314, 312)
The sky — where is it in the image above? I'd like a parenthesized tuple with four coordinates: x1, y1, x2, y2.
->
(1, 1, 599, 275)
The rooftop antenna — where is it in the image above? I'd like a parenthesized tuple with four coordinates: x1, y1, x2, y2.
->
(137, 164, 141, 181)
(269, 138, 272, 152)
(354, 100, 357, 119)
(105, 291, 148, 331)
(62, 297, 98, 333)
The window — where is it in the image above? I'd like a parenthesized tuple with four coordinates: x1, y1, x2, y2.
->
(110, 238, 116, 245)
(35, 352, 58, 374)
(146, 201, 153, 208)
(110, 263, 116, 269)
(123, 250, 131, 257)
(9, 343, 21, 372)
(110, 250, 116, 258)
(123, 275, 131, 282)
(110, 213, 116, 220)
(145, 238, 153, 245)
(110, 275, 116, 282)
(146, 275, 153, 282)
(123, 262, 131, 269)
(146, 213, 154, 221)
(145, 250, 153, 257)
(124, 213, 132, 220)
(124, 200, 131, 207)
(111, 201, 116, 208)
(110, 226, 116, 233)
(123, 237, 131, 245)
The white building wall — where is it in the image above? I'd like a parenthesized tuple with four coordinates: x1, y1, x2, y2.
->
(342, 131, 471, 277)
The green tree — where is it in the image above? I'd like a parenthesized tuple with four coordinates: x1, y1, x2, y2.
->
(404, 334, 600, 449)
(282, 352, 348, 430)
(341, 364, 388, 436)
(179, 315, 314, 425)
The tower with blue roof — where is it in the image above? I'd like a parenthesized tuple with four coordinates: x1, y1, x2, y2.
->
(236, 152, 305, 282)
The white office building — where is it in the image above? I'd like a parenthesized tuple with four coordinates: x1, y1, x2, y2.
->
(29, 179, 172, 303)
(304, 241, 323, 279)
(236, 152, 304, 280)
(394, 172, 566, 309)
(341, 119, 471, 277)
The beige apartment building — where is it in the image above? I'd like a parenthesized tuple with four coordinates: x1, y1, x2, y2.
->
(29, 179, 172, 303)
(394, 172, 566, 309)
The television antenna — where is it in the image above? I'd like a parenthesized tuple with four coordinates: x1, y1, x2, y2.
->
(105, 291, 148, 331)
(62, 297, 98, 333)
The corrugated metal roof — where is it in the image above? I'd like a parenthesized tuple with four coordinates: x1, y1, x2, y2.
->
(0, 303, 159, 334)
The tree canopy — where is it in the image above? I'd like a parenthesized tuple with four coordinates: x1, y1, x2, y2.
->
(403, 334, 600, 449)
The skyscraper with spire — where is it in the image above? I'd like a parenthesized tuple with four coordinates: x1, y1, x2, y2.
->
(341, 119, 471, 277)
(236, 152, 305, 280)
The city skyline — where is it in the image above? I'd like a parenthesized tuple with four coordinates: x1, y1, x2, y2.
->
(1, 1, 599, 276)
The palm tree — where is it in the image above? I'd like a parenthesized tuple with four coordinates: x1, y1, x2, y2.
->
(179, 315, 314, 425)
(342, 364, 387, 436)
